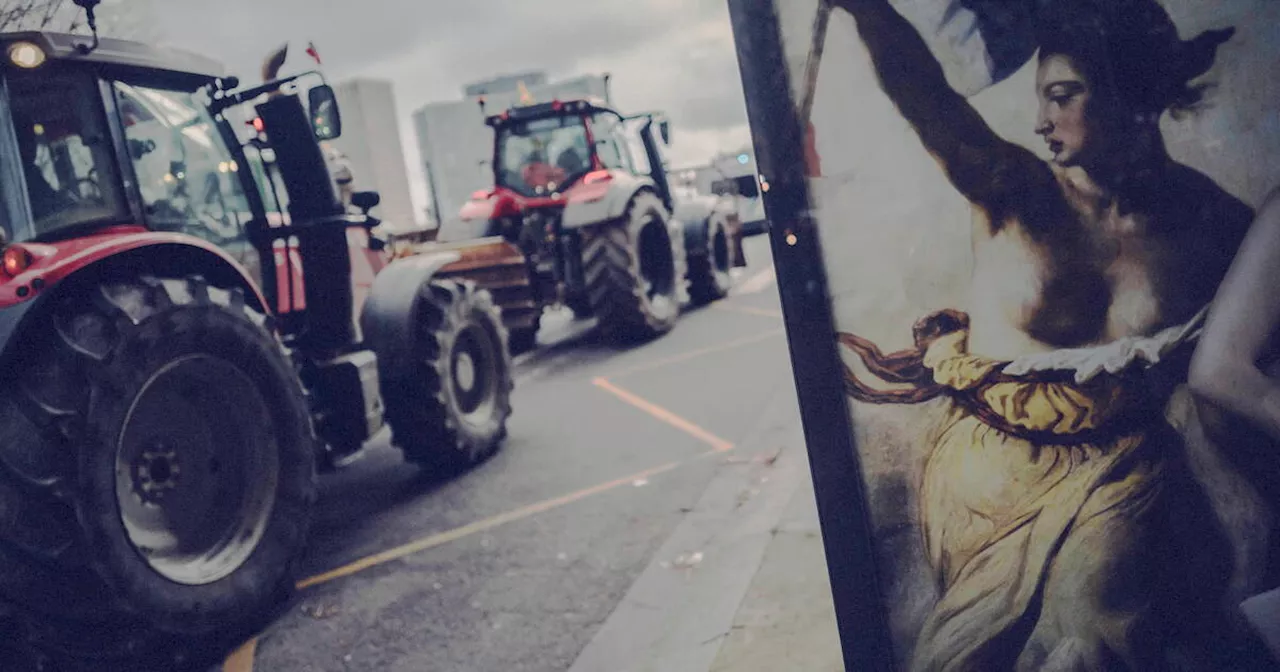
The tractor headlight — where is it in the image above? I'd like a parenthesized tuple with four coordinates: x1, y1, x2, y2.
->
(7, 42, 45, 69)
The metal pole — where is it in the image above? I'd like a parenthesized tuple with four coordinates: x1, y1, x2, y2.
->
(798, 0, 833, 127)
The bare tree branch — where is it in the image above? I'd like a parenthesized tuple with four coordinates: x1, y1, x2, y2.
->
(0, 0, 69, 32)
(2, 0, 158, 41)
(39, 0, 64, 29)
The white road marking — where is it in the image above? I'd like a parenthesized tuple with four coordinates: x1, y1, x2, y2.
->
(730, 266, 776, 296)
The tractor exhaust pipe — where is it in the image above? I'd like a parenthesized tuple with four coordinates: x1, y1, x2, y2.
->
(262, 43, 288, 87)
(252, 43, 343, 221)
(237, 44, 356, 350)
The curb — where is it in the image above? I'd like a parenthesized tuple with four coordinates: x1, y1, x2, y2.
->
(566, 383, 807, 672)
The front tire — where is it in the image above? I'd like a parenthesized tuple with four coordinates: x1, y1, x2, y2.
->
(686, 212, 735, 305)
(382, 279, 514, 473)
(581, 191, 688, 343)
(0, 275, 317, 671)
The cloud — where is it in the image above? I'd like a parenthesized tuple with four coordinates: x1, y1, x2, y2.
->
(145, 0, 754, 223)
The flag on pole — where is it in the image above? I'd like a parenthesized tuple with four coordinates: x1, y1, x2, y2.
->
(517, 80, 535, 106)
(305, 41, 322, 66)
(890, 0, 1045, 96)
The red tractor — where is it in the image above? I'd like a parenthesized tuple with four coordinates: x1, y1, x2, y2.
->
(0, 7, 513, 671)
(433, 96, 746, 352)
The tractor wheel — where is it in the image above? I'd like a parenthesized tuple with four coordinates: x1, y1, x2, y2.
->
(383, 279, 513, 473)
(581, 191, 689, 343)
(0, 276, 317, 672)
(686, 212, 735, 305)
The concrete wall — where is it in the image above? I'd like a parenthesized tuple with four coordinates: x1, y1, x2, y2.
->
(767, 0, 1280, 666)
(330, 78, 417, 232)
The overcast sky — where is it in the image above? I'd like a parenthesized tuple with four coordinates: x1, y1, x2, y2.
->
(136, 0, 753, 222)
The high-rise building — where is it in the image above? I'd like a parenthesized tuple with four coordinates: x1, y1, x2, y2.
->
(330, 77, 418, 232)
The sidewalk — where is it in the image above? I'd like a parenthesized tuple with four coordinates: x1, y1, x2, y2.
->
(708, 468, 842, 672)
(567, 385, 844, 672)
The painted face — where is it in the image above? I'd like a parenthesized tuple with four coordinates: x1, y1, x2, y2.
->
(1035, 54, 1096, 167)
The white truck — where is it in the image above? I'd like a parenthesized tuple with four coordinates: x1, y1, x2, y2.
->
(706, 149, 768, 237)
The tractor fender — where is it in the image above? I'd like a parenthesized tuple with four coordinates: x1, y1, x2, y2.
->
(358, 250, 464, 377)
(561, 172, 659, 229)
(0, 230, 270, 365)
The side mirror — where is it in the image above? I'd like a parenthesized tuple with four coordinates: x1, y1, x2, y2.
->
(308, 85, 342, 140)
(658, 120, 671, 145)
(351, 190, 381, 214)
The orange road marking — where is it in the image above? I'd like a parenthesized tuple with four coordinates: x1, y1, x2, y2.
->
(296, 459, 683, 590)
(222, 637, 257, 672)
(601, 329, 785, 380)
(592, 377, 735, 453)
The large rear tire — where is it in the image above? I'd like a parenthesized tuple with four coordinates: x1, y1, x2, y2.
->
(0, 276, 317, 671)
(581, 191, 688, 343)
(382, 279, 514, 473)
(686, 212, 735, 306)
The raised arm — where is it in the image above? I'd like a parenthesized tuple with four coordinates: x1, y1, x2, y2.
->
(829, 0, 1040, 210)
(1189, 187, 1280, 441)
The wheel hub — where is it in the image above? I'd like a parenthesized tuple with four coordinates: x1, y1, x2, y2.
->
(115, 354, 279, 586)
(449, 325, 499, 421)
(131, 442, 181, 505)
(455, 351, 476, 392)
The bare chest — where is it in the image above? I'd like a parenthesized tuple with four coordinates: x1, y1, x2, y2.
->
(968, 208, 1192, 356)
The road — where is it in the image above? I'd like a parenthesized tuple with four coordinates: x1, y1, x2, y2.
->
(226, 233, 799, 672)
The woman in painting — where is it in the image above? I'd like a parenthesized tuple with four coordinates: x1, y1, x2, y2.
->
(828, 0, 1264, 669)
(1189, 186, 1280, 658)
(1191, 185, 1280, 441)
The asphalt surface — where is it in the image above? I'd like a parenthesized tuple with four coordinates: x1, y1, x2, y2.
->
(231, 233, 798, 672)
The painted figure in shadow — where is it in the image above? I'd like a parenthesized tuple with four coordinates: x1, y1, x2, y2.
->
(829, 0, 1267, 669)
(1189, 186, 1280, 658)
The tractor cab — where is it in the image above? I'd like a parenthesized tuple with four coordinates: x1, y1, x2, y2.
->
(447, 97, 673, 245)
(0, 29, 379, 354)
(0, 32, 252, 248)
(492, 101, 596, 198)
(488, 97, 673, 199)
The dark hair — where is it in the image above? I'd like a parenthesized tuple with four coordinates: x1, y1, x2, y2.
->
(1035, 0, 1234, 119)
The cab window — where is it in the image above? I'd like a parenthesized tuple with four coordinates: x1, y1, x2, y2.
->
(8, 69, 127, 238)
(590, 113, 629, 171)
(113, 81, 252, 246)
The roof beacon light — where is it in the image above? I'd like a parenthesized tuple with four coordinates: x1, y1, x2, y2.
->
(8, 42, 45, 69)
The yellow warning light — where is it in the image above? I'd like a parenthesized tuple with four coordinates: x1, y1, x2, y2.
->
(8, 42, 45, 69)
(785, 232, 798, 246)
